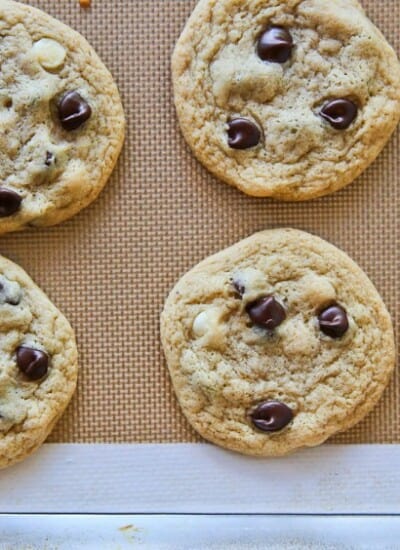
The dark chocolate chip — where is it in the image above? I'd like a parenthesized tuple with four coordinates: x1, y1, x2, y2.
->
(318, 304, 349, 338)
(5, 292, 20, 306)
(45, 151, 55, 166)
(232, 279, 245, 297)
(228, 118, 261, 149)
(16, 346, 49, 381)
(257, 27, 294, 63)
(250, 400, 294, 432)
(0, 188, 22, 217)
(58, 91, 92, 131)
(319, 99, 357, 130)
(246, 295, 286, 330)
(6, 295, 21, 306)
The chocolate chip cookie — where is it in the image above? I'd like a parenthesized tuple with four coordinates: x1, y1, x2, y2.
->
(0, 255, 78, 468)
(0, 0, 125, 234)
(161, 229, 395, 456)
(172, 0, 400, 200)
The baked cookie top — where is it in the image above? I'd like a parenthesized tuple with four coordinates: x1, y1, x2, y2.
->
(0, 0, 125, 234)
(0, 255, 78, 468)
(172, 0, 400, 200)
(161, 229, 395, 456)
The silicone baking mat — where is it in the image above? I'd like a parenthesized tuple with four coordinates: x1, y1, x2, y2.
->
(1, 0, 398, 445)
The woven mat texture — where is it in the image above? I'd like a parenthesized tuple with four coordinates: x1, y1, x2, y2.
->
(3, 0, 398, 444)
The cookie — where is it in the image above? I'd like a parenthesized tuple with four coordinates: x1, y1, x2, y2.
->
(0, 255, 78, 468)
(172, 0, 400, 200)
(0, 0, 125, 234)
(161, 229, 395, 456)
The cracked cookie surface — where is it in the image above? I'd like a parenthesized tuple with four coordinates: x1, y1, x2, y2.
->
(0, 0, 125, 234)
(161, 229, 395, 456)
(172, 0, 400, 200)
(0, 254, 78, 468)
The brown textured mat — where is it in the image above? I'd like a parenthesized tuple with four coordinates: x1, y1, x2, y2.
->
(3, 0, 398, 444)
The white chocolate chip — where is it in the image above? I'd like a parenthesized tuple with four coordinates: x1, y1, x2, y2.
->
(192, 307, 226, 349)
(32, 39, 66, 70)
(193, 309, 217, 337)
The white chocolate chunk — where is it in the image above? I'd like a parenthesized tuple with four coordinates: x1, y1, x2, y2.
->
(32, 38, 66, 70)
(192, 307, 226, 349)
(193, 309, 219, 337)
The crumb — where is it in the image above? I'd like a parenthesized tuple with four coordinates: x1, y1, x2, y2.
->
(118, 524, 139, 533)
(79, 0, 91, 8)
(119, 524, 134, 532)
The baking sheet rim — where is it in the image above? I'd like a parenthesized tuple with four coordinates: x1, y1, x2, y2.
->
(0, 442, 398, 514)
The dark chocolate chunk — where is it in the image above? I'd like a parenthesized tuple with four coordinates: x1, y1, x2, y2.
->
(228, 118, 261, 149)
(318, 304, 349, 338)
(0, 188, 22, 217)
(58, 91, 92, 131)
(246, 295, 286, 330)
(257, 27, 294, 63)
(16, 346, 49, 381)
(250, 400, 294, 432)
(319, 99, 358, 130)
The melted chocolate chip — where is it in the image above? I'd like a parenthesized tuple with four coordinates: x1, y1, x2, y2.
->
(319, 99, 357, 130)
(257, 27, 294, 63)
(250, 400, 294, 432)
(0, 276, 21, 305)
(6, 294, 20, 306)
(58, 91, 92, 131)
(227, 118, 261, 149)
(246, 296, 286, 330)
(318, 304, 349, 338)
(0, 188, 22, 217)
(0, 276, 22, 306)
(232, 279, 245, 297)
(4, 291, 20, 306)
(16, 347, 49, 381)
(45, 151, 55, 166)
